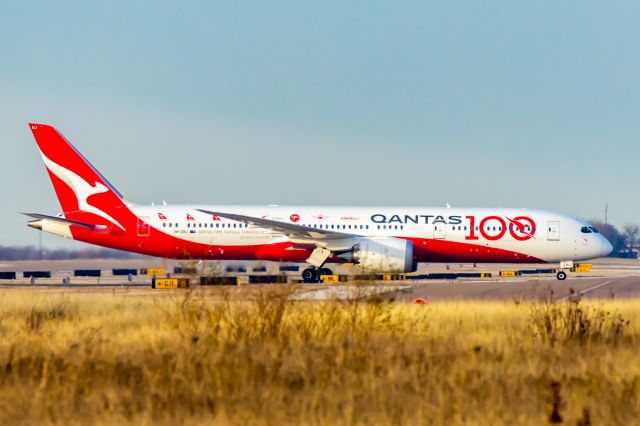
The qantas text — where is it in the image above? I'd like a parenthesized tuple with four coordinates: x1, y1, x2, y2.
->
(371, 214, 536, 241)
(371, 214, 462, 225)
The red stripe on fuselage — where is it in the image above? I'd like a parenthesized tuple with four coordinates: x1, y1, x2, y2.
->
(405, 237, 544, 263)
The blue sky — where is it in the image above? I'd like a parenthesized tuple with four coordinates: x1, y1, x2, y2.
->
(1, 1, 639, 248)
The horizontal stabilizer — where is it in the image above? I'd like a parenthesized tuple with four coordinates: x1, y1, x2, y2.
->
(21, 212, 108, 231)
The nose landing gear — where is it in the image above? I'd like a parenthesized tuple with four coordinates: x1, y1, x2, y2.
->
(556, 261, 573, 281)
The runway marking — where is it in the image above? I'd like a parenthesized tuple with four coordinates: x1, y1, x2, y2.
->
(559, 280, 612, 300)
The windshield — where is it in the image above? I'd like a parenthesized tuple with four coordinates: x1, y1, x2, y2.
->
(581, 226, 600, 234)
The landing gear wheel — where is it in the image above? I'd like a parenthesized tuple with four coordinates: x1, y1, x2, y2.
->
(319, 268, 333, 277)
(302, 267, 320, 284)
(556, 271, 567, 281)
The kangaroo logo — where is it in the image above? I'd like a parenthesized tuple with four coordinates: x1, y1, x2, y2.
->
(40, 153, 126, 231)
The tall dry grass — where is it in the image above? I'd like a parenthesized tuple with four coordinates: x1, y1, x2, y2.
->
(0, 288, 637, 425)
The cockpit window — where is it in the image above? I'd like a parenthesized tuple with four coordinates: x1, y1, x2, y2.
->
(589, 226, 599, 233)
(581, 226, 592, 233)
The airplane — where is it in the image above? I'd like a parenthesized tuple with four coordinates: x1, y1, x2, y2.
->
(24, 123, 613, 282)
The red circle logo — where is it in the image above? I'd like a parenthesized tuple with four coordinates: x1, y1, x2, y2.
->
(507, 216, 536, 241)
(479, 216, 507, 241)
(290, 214, 300, 223)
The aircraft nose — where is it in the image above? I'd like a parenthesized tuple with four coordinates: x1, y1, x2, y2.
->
(601, 237, 613, 257)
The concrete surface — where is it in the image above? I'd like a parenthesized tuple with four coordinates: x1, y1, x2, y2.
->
(0, 257, 638, 301)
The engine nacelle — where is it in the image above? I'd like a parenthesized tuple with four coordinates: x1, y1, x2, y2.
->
(341, 237, 415, 273)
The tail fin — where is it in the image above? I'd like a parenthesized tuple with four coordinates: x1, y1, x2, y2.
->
(28, 123, 128, 231)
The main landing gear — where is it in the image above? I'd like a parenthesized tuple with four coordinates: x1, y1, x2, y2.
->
(302, 247, 334, 283)
(301, 266, 333, 284)
(556, 271, 567, 281)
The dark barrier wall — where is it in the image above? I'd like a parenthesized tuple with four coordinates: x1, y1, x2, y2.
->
(200, 276, 238, 285)
(23, 271, 51, 278)
(173, 267, 197, 274)
(279, 265, 300, 272)
(74, 269, 101, 277)
(113, 269, 138, 276)
(0, 272, 17, 279)
(249, 275, 288, 284)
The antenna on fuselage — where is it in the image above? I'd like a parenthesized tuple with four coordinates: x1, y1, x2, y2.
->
(605, 202, 609, 224)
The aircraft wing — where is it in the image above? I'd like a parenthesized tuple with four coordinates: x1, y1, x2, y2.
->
(196, 209, 358, 241)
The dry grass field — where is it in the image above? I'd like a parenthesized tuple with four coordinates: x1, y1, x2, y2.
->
(0, 287, 638, 425)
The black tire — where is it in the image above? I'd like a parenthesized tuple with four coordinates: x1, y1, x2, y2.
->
(302, 267, 319, 284)
(556, 271, 567, 281)
(319, 268, 333, 276)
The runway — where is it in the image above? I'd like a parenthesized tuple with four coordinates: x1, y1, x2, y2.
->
(397, 276, 640, 301)
(0, 257, 638, 301)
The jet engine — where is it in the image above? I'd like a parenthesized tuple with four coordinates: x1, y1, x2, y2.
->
(339, 237, 415, 273)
